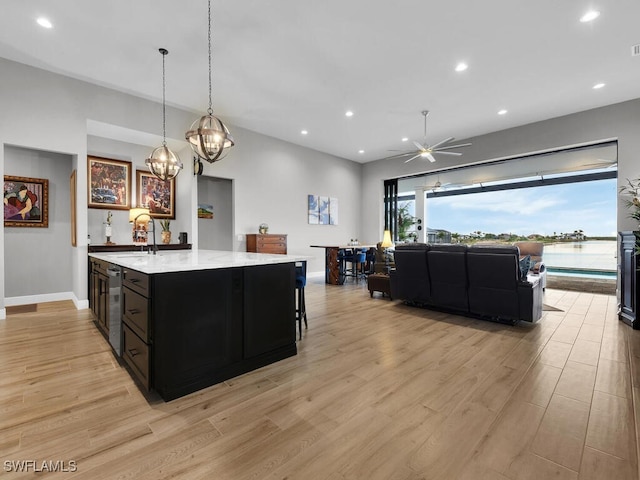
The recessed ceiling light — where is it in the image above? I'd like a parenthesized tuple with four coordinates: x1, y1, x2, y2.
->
(358, 150, 365, 154)
(580, 10, 600, 22)
(401, 137, 409, 142)
(455, 62, 468, 72)
(36, 17, 53, 29)
(345, 110, 354, 117)
(498, 109, 508, 115)
(593, 83, 605, 89)
(301, 130, 308, 135)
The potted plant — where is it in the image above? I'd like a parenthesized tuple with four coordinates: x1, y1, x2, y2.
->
(159, 219, 171, 244)
(620, 178, 640, 226)
(620, 177, 640, 255)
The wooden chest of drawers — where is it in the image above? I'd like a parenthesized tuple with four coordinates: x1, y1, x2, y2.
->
(246, 234, 287, 254)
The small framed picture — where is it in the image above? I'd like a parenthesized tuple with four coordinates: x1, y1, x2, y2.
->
(137, 170, 175, 219)
(88, 156, 132, 210)
(4, 175, 49, 228)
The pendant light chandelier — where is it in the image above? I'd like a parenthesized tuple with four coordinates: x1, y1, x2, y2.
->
(185, 0, 235, 164)
(146, 48, 183, 181)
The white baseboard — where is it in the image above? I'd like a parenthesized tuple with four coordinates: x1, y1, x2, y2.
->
(73, 297, 89, 310)
(4, 292, 75, 307)
(0, 309, 5, 320)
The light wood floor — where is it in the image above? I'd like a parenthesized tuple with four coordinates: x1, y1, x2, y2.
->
(1, 280, 639, 479)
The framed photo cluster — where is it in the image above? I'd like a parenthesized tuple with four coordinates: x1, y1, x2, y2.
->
(87, 156, 175, 219)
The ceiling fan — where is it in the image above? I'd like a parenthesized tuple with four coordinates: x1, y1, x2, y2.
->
(387, 110, 472, 163)
(415, 177, 468, 192)
(415, 177, 449, 190)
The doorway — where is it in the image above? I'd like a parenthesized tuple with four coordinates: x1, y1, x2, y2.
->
(197, 176, 233, 250)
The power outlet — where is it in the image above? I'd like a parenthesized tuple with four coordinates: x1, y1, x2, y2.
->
(237, 234, 244, 242)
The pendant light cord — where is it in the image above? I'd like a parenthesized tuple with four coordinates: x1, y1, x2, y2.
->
(207, 0, 213, 115)
(161, 48, 167, 146)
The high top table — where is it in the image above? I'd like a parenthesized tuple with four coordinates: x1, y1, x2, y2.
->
(310, 244, 376, 285)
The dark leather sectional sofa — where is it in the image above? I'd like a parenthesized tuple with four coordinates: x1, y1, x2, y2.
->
(389, 243, 543, 324)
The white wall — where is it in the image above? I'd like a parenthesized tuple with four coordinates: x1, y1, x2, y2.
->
(201, 126, 362, 267)
(0, 57, 362, 313)
(3, 55, 639, 314)
(4, 146, 73, 298)
(197, 176, 233, 250)
(362, 98, 640, 243)
(87, 135, 193, 246)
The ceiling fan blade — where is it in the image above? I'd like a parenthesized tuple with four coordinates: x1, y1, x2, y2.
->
(426, 153, 437, 163)
(404, 154, 422, 163)
(428, 136, 455, 150)
(412, 140, 426, 151)
(433, 142, 472, 151)
(383, 151, 415, 160)
(433, 151, 462, 156)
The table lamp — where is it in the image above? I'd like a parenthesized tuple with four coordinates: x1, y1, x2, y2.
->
(381, 230, 394, 249)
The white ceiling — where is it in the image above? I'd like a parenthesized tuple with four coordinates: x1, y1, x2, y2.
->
(1, 1, 639, 163)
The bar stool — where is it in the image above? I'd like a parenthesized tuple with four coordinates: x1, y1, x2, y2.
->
(295, 261, 308, 339)
(343, 248, 367, 281)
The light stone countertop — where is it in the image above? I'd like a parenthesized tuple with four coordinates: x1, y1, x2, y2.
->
(89, 249, 310, 275)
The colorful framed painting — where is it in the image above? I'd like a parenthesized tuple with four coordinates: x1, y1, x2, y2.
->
(137, 170, 175, 219)
(4, 175, 49, 228)
(88, 156, 131, 210)
(198, 204, 214, 219)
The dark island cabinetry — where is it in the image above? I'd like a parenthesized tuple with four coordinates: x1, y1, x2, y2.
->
(619, 231, 640, 329)
(89, 253, 297, 401)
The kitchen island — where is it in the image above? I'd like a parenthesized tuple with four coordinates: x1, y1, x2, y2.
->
(88, 250, 302, 401)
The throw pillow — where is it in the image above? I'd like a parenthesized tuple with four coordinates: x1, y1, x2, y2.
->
(519, 255, 531, 279)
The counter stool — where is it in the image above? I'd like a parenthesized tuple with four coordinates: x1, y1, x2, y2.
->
(295, 261, 308, 339)
(342, 248, 367, 281)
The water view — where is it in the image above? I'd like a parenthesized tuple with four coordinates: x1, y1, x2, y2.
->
(542, 240, 617, 277)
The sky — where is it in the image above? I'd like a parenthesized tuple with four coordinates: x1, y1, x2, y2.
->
(421, 178, 617, 238)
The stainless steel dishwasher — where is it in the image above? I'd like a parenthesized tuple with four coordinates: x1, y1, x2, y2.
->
(107, 264, 122, 356)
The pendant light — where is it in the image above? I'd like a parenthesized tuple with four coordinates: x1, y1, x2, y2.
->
(185, 0, 235, 164)
(146, 48, 183, 181)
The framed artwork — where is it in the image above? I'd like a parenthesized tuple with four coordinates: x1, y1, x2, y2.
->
(70, 170, 77, 245)
(308, 194, 338, 225)
(308, 195, 319, 224)
(319, 196, 330, 225)
(88, 156, 131, 210)
(198, 203, 214, 219)
(329, 197, 339, 225)
(4, 175, 49, 228)
(137, 170, 175, 219)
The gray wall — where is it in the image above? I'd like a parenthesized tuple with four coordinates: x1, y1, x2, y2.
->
(2, 54, 639, 312)
(0, 57, 361, 312)
(86, 135, 193, 246)
(362, 98, 640, 243)
(198, 176, 233, 250)
(4, 146, 72, 297)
